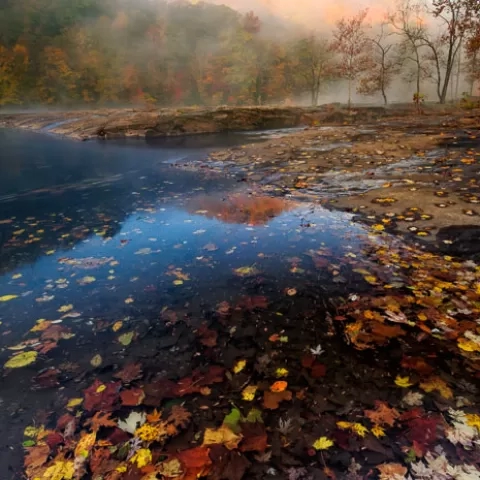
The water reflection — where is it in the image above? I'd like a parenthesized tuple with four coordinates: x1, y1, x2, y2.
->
(186, 194, 297, 225)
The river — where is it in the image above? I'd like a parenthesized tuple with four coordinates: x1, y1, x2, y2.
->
(1, 129, 479, 480)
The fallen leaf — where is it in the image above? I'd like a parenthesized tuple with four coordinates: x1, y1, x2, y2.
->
(312, 437, 334, 450)
(377, 463, 407, 480)
(113, 363, 143, 383)
(395, 375, 414, 388)
(120, 388, 145, 407)
(83, 380, 120, 412)
(365, 401, 400, 427)
(86, 412, 117, 432)
(270, 381, 288, 393)
(66, 398, 83, 410)
(263, 390, 292, 410)
(203, 425, 242, 450)
(0, 295, 18, 302)
(90, 354, 102, 368)
(168, 405, 192, 428)
(118, 331, 134, 346)
(129, 448, 152, 468)
(4, 351, 37, 369)
(74, 432, 96, 458)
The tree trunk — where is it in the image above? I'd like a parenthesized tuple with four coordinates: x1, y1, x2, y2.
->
(348, 77, 352, 109)
(415, 49, 421, 96)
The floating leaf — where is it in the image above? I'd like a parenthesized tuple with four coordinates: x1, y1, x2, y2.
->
(57, 304, 73, 313)
(223, 408, 242, 434)
(90, 354, 102, 368)
(4, 351, 37, 369)
(270, 381, 288, 393)
(118, 331, 134, 346)
(0, 295, 18, 302)
(129, 448, 152, 469)
(112, 321, 123, 332)
(66, 398, 83, 409)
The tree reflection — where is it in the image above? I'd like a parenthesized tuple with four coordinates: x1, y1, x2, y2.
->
(186, 194, 297, 225)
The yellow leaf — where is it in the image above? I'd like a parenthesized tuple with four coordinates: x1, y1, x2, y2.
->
(312, 437, 334, 450)
(372, 425, 386, 438)
(337, 421, 353, 430)
(58, 304, 73, 313)
(96, 384, 106, 393)
(173, 280, 184, 285)
(465, 414, 480, 429)
(234, 266, 259, 277)
(112, 321, 123, 332)
(129, 448, 152, 469)
(372, 224, 385, 232)
(90, 354, 102, 368)
(458, 337, 480, 352)
(4, 351, 37, 369)
(42, 459, 75, 480)
(395, 375, 414, 388)
(0, 295, 18, 302)
(275, 368, 289, 378)
(351, 423, 368, 437)
(203, 425, 242, 450)
(233, 359, 247, 374)
(74, 432, 96, 458)
(12, 274, 22, 280)
(124, 297, 134, 304)
(420, 376, 453, 399)
(66, 398, 83, 409)
(241, 385, 258, 401)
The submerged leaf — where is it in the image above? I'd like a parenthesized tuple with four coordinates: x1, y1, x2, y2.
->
(4, 351, 37, 369)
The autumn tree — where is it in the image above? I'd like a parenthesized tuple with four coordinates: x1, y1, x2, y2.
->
(293, 34, 335, 106)
(332, 9, 372, 108)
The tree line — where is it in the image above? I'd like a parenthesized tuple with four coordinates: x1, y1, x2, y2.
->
(0, 0, 479, 107)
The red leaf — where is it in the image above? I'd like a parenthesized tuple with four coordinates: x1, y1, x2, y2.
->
(406, 416, 442, 453)
(83, 379, 121, 412)
(57, 414, 75, 430)
(173, 366, 225, 396)
(107, 428, 131, 445)
(301, 354, 315, 368)
(176, 447, 212, 469)
(89, 448, 118, 476)
(120, 388, 145, 407)
(32, 368, 60, 389)
(399, 408, 424, 422)
(310, 363, 326, 378)
(45, 432, 64, 450)
(237, 296, 268, 310)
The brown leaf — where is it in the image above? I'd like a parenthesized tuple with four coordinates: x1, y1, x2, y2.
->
(239, 423, 268, 453)
(174, 366, 225, 396)
(24, 445, 50, 478)
(40, 325, 72, 342)
(377, 463, 407, 479)
(113, 363, 143, 384)
(56, 414, 76, 431)
(167, 405, 192, 428)
(365, 401, 400, 427)
(263, 390, 292, 410)
(310, 363, 326, 378)
(197, 325, 218, 347)
(89, 448, 118, 476)
(86, 411, 117, 432)
(120, 388, 145, 406)
(45, 432, 64, 450)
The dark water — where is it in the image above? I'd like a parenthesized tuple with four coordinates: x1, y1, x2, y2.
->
(0, 129, 375, 477)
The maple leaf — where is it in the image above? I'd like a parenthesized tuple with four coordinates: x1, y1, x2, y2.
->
(85, 412, 117, 432)
(377, 463, 407, 480)
(129, 448, 152, 468)
(89, 448, 118, 477)
(420, 376, 453, 399)
(118, 411, 146, 434)
(312, 437, 334, 450)
(42, 456, 75, 480)
(406, 416, 441, 454)
(176, 446, 212, 469)
(83, 380, 121, 412)
(113, 363, 143, 383)
(197, 325, 218, 347)
(365, 401, 400, 427)
(146, 409, 162, 424)
(167, 405, 192, 428)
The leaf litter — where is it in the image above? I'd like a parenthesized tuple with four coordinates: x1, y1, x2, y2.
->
(1, 165, 480, 480)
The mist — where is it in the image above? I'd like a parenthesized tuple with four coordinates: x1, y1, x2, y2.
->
(0, 0, 477, 108)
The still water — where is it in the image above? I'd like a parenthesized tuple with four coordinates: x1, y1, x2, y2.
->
(0, 128, 373, 477)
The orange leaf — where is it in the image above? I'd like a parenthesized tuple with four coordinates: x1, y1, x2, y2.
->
(120, 388, 145, 406)
(270, 381, 288, 393)
(263, 390, 292, 410)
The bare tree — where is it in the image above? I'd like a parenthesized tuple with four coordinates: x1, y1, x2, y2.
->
(293, 34, 334, 106)
(388, 0, 428, 98)
(358, 23, 403, 104)
(332, 9, 372, 108)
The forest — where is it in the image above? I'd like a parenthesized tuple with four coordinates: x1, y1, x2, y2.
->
(1, 0, 480, 107)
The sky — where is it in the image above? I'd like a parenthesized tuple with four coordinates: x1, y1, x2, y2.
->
(208, 0, 397, 26)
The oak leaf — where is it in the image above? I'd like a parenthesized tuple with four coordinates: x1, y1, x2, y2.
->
(24, 445, 50, 478)
(377, 463, 407, 480)
(167, 405, 192, 428)
(86, 412, 117, 432)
